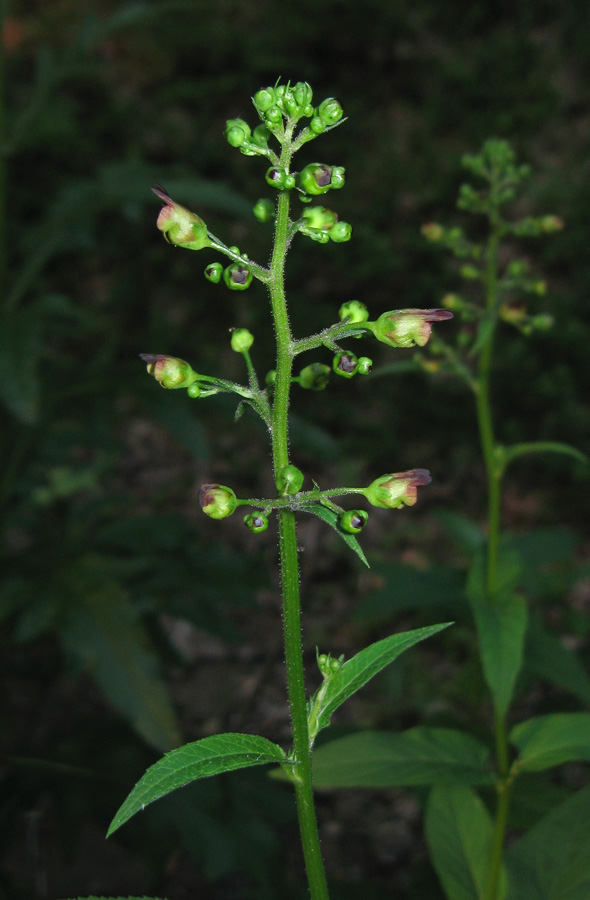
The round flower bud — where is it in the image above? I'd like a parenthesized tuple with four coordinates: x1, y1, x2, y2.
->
(265, 369, 277, 387)
(253, 198, 275, 223)
(317, 97, 344, 126)
(339, 509, 369, 534)
(139, 354, 199, 390)
(421, 222, 445, 242)
(368, 308, 453, 349)
(540, 215, 564, 233)
(309, 116, 326, 135)
(333, 351, 358, 378)
(339, 300, 369, 323)
(364, 469, 432, 510)
(152, 186, 212, 251)
(199, 484, 238, 519)
(293, 81, 313, 109)
(265, 105, 282, 125)
(276, 464, 304, 496)
(224, 263, 253, 291)
(317, 654, 331, 676)
(187, 383, 202, 398)
(251, 124, 271, 148)
(204, 262, 223, 283)
(266, 166, 293, 190)
(243, 512, 269, 534)
(329, 221, 352, 242)
(302, 205, 338, 230)
(225, 118, 251, 148)
(357, 356, 373, 375)
(253, 88, 274, 112)
(298, 362, 331, 391)
(230, 328, 254, 353)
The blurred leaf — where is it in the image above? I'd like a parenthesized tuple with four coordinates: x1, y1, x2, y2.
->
(306, 502, 369, 567)
(426, 785, 505, 900)
(467, 552, 527, 719)
(506, 785, 590, 899)
(503, 440, 588, 471)
(354, 560, 465, 622)
(510, 713, 590, 773)
(525, 613, 590, 707)
(435, 510, 486, 554)
(107, 734, 290, 836)
(0, 307, 43, 423)
(311, 727, 493, 788)
(60, 566, 182, 752)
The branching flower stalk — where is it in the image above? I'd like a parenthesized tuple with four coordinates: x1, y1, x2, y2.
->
(104, 79, 454, 900)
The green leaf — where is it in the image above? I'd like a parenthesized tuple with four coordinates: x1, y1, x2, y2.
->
(0, 307, 43, 423)
(426, 785, 505, 900)
(506, 785, 590, 900)
(309, 623, 451, 739)
(60, 564, 182, 752)
(306, 502, 369, 567)
(467, 553, 527, 719)
(107, 733, 289, 836)
(311, 727, 493, 788)
(525, 614, 590, 707)
(510, 713, 590, 774)
(502, 441, 588, 472)
(353, 560, 465, 622)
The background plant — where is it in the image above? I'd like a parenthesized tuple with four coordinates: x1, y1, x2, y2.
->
(2, 3, 589, 899)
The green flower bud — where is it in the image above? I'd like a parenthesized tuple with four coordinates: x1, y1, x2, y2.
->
(339, 509, 368, 534)
(367, 308, 453, 349)
(333, 351, 358, 378)
(309, 116, 326, 135)
(199, 484, 238, 519)
(251, 124, 271, 148)
(253, 198, 275, 223)
(152, 186, 212, 251)
(224, 263, 253, 291)
(357, 356, 373, 375)
(293, 81, 313, 109)
(298, 163, 345, 196)
(225, 118, 251, 147)
(531, 313, 554, 330)
(298, 362, 331, 391)
(328, 221, 352, 242)
(187, 383, 202, 398)
(364, 469, 431, 510)
(243, 512, 269, 533)
(265, 105, 282, 125)
(540, 214, 564, 233)
(204, 262, 223, 283)
(276, 464, 304, 496)
(265, 369, 276, 388)
(317, 652, 344, 677)
(339, 300, 369, 323)
(317, 97, 343, 126)
(230, 328, 254, 353)
(139, 353, 200, 390)
(301, 205, 338, 230)
(460, 264, 481, 280)
(253, 88, 274, 113)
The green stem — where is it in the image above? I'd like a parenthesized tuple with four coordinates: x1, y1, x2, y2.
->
(267, 155, 330, 898)
(484, 712, 512, 900)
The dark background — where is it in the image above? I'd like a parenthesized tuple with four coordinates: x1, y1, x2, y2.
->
(1, 2, 589, 898)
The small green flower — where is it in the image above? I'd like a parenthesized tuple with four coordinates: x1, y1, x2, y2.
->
(243, 512, 269, 533)
(339, 509, 368, 534)
(204, 262, 223, 283)
(339, 300, 369, 324)
(152, 186, 212, 251)
(224, 263, 253, 291)
(333, 351, 358, 378)
(317, 97, 344, 126)
(199, 484, 238, 519)
(364, 469, 432, 510)
(139, 354, 200, 390)
(298, 163, 345, 196)
(298, 363, 331, 391)
(367, 309, 453, 349)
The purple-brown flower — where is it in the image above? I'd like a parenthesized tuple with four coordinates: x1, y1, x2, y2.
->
(363, 469, 432, 509)
(368, 308, 453, 348)
(152, 185, 212, 251)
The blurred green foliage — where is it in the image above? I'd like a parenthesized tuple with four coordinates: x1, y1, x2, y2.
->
(1, 1, 589, 898)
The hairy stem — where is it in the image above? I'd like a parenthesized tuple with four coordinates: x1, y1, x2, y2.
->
(268, 171, 330, 898)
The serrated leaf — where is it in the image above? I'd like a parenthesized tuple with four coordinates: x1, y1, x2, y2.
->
(311, 727, 493, 788)
(107, 733, 289, 836)
(311, 623, 451, 737)
(426, 785, 506, 900)
(306, 502, 369, 567)
(510, 713, 590, 774)
(467, 553, 527, 719)
(506, 785, 590, 900)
